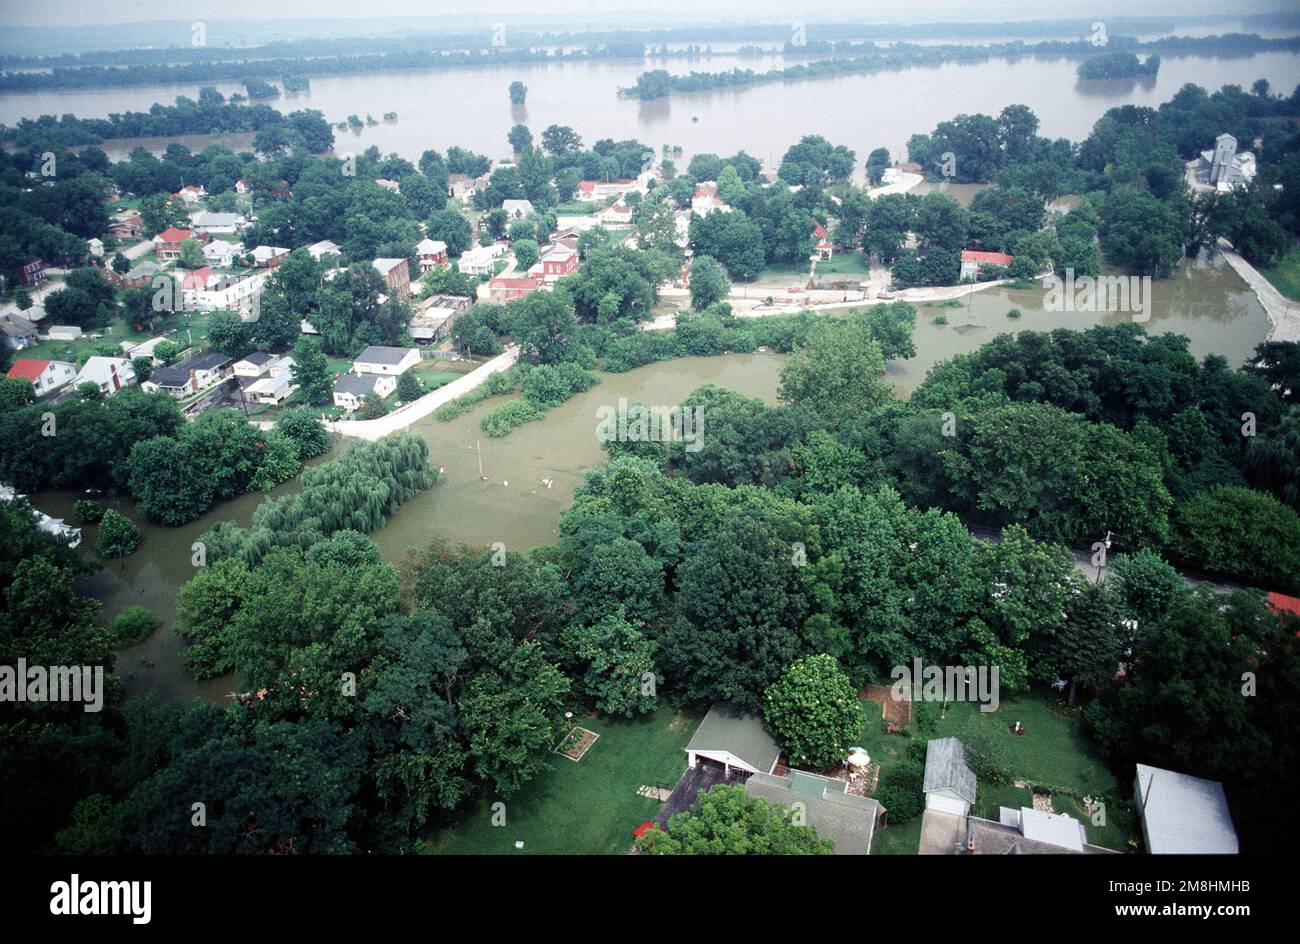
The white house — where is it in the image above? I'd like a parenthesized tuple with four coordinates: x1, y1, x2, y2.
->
(202, 241, 242, 268)
(306, 239, 342, 261)
(5, 358, 76, 395)
(353, 345, 420, 376)
(684, 703, 781, 777)
(73, 356, 137, 396)
(333, 372, 396, 410)
(1134, 764, 1238, 854)
(119, 336, 170, 363)
(192, 211, 246, 236)
(597, 201, 633, 225)
(501, 199, 534, 219)
(232, 351, 278, 378)
(86, 237, 104, 258)
(250, 245, 289, 268)
(47, 325, 83, 342)
(457, 243, 506, 277)
(923, 737, 977, 817)
(191, 273, 268, 313)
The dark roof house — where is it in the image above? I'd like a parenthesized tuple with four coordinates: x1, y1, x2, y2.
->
(744, 770, 882, 855)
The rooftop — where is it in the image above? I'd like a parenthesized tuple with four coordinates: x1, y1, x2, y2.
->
(923, 737, 977, 804)
(744, 771, 880, 855)
(1136, 763, 1238, 854)
(355, 345, 416, 365)
(334, 373, 381, 396)
(686, 702, 780, 775)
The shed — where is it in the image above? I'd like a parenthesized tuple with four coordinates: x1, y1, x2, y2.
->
(923, 737, 977, 816)
(1134, 764, 1238, 854)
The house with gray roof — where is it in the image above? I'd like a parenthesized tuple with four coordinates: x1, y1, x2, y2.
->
(1134, 764, 1238, 854)
(0, 312, 38, 350)
(333, 372, 396, 411)
(685, 702, 780, 776)
(354, 345, 420, 377)
(964, 806, 1116, 855)
(744, 770, 882, 855)
(923, 737, 978, 816)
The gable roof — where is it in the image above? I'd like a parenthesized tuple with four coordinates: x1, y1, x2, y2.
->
(237, 351, 276, 367)
(147, 366, 190, 388)
(155, 226, 193, 243)
(355, 345, 416, 366)
(1135, 764, 1238, 854)
(686, 702, 780, 774)
(960, 250, 1014, 266)
(372, 257, 407, 275)
(6, 358, 50, 382)
(0, 313, 37, 338)
(923, 737, 977, 804)
(334, 373, 381, 397)
(178, 352, 231, 372)
(744, 771, 880, 854)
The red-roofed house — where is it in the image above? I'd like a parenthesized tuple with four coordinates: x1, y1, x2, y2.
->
(488, 276, 541, 303)
(959, 250, 1015, 280)
(1267, 592, 1300, 620)
(576, 180, 598, 202)
(7, 357, 76, 395)
(811, 221, 833, 260)
(155, 227, 208, 262)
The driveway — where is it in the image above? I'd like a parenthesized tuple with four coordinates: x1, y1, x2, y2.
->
(918, 809, 965, 854)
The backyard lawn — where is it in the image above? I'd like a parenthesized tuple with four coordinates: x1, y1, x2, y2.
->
(1261, 244, 1300, 301)
(857, 688, 1137, 853)
(421, 703, 700, 855)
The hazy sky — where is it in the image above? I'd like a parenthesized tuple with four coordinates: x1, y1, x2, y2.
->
(0, 0, 1292, 29)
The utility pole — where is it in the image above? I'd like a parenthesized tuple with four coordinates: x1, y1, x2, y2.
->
(477, 440, 486, 480)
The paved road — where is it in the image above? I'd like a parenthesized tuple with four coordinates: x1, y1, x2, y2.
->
(325, 346, 519, 441)
(1216, 238, 1300, 343)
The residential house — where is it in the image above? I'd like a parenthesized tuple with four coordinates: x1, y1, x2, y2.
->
(457, 243, 506, 277)
(684, 702, 781, 777)
(745, 771, 883, 855)
(416, 238, 449, 272)
(501, 199, 534, 220)
(333, 372, 395, 411)
(155, 227, 208, 262)
(306, 240, 342, 262)
(116, 260, 162, 289)
(232, 351, 278, 378)
(964, 807, 1115, 854)
(372, 258, 411, 298)
(0, 313, 39, 350)
(409, 294, 472, 343)
(353, 345, 420, 376)
(811, 221, 833, 261)
(488, 276, 541, 303)
(527, 243, 580, 285)
(923, 737, 977, 817)
(20, 258, 46, 287)
(202, 241, 241, 268)
(250, 246, 289, 269)
(173, 184, 207, 205)
(375, 178, 401, 193)
(141, 352, 231, 397)
(73, 356, 137, 396)
(118, 336, 169, 363)
(189, 273, 266, 313)
(141, 365, 194, 397)
(243, 371, 294, 405)
(191, 211, 246, 236)
(880, 166, 905, 186)
(6, 358, 76, 395)
(959, 250, 1014, 281)
(597, 201, 633, 225)
(107, 210, 143, 241)
(1134, 764, 1238, 854)
(47, 325, 83, 342)
(178, 266, 216, 306)
(86, 237, 104, 258)
(691, 183, 731, 216)
(1196, 133, 1257, 193)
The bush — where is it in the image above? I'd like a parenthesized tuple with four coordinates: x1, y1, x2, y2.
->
(274, 407, 330, 459)
(110, 606, 160, 647)
(481, 398, 541, 437)
(95, 508, 140, 563)
(933, 314, 949, 326)
(875, 762, 925, 824)
(73, 499, 104, 523)
(396, 371, 424, 402)
(1007, 307, 1021, 319)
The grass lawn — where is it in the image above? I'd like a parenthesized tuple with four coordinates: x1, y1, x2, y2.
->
(421, 703, 700, 855)
(855, 688, 1137, 853)
(409, 368, 462, 391)
(1261, 244, 1300, 302)
(815, 253, 871, 277)
(553, 201, 593, 216)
